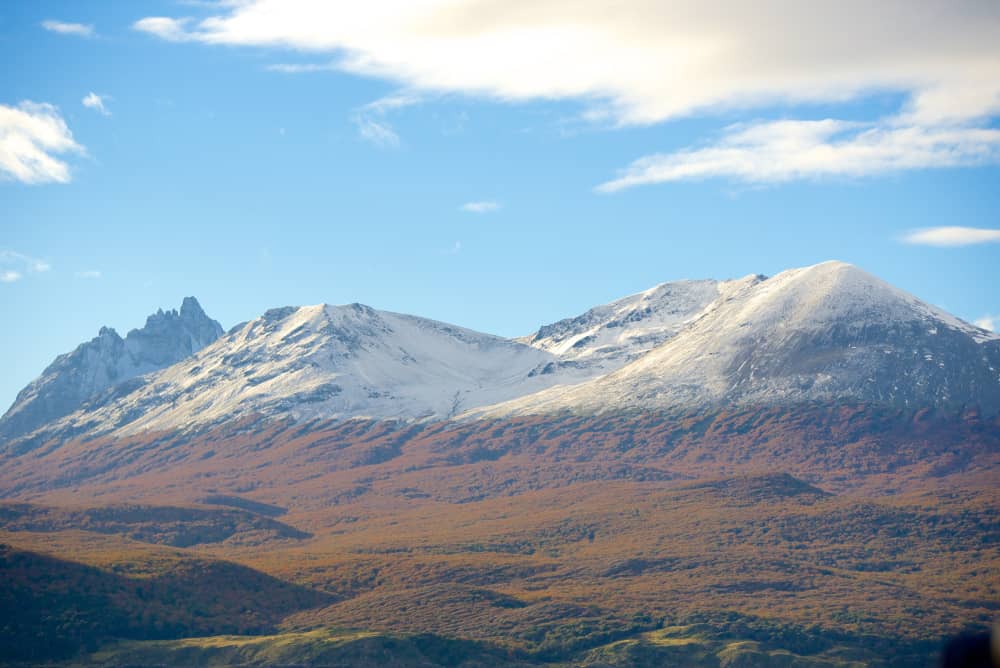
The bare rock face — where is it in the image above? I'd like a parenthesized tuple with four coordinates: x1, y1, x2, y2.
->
(0, 297, 223, 440)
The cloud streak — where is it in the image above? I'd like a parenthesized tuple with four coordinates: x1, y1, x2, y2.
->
(901, 227, 1000, 247)
(41, 20, 94, 37)
(597, 121, 1000, 190)
(82, 92, 111, 116)
(350, 92, 419, 149)
(461, 201, 500, 214)
(0, 102, 84, 184)
(265, 62, 337, 74)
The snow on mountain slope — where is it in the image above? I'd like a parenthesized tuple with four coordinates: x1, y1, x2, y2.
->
(6, 261, 998, 447)
(24, 302, 592, 439)
(0, 297, 223, 441)
(473, 261, 1000, 416)
(520, 278, 731, 374)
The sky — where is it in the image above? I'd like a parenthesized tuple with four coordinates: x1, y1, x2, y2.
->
(2, 0, 999, 413)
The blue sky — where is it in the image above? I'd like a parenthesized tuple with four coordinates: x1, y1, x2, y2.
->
(2, 1, 999, 412)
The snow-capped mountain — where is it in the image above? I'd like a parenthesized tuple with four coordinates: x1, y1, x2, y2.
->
(3, 262, 998, 448)
(0, 297, 223, 441)
(477, 261, 1000, 416)
(18, 302, 594, 439)
(520, 278, 731, 374)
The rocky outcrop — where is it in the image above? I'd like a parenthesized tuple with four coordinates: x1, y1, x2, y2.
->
(0, 297, 222, 440)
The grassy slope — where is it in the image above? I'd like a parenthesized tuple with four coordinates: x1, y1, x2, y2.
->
(0, 542, 332, 663)
(57, 626, 878, 667)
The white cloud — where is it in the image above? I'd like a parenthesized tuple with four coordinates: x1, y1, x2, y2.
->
(131, 2, 1000, 121)
(266, 62, 337, 73)
(41, 20, 94, 37)
(461, 200, 500, 214)
(353, 115, 400, 148)
(597, 121, 1000, 190)
(0, 102, 84, 184)
(75, 270, 102, 279)
(0, 251, 51, 284)
(974, 315, 997, 332)
(442, 241, 462, 255)
(133, 17, 194, 42)
(82, 92, 111, 116)
(132, 2, 1000, 186)
(901, 227, 1000, 247)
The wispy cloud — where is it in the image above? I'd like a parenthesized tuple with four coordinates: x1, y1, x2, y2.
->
(133, 17, 193, 42)
(349, 91, 419, 149)
(353, 116, 400, 149)
(361, 92, 422, 115)
(442, 241, 462, 255)
(0, 251, 51, 284)
(132, 1, 1000, 187)
(461, 201, 500, 214)
(901, 227, 1000, 247)
(75, 270, 102, 279)
(41, 20, 94, 38)
(82, 92, 111, 116)
(597, 121, 1000, 191)
(974, 315, 997, 332)
(0, 102, 84, 184)
(265, 62, 337, 74)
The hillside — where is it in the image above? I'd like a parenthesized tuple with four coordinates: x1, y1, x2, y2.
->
(0, 261, 997, 667)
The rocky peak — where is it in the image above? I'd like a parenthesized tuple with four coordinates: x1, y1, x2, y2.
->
(0, 298, 224, 441)
(180, 296, 207, 319)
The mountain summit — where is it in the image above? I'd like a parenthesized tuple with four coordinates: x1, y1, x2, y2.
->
(486, 261, 1000, 415)
(0, 297, 223, 440)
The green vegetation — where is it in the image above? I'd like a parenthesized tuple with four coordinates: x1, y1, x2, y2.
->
(0, 544, 331, 663)
(37, 626, 912, 667)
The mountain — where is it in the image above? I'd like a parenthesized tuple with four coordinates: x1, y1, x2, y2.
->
(483, 261, 1000, 416)
(0, 297, 223, 441)
(4, 261, 998, 449)
(15, 302, 601, 440)
(519, 278, 730, 374)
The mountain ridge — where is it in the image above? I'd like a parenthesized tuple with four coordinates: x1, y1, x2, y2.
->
(2, 261, 998, 450)
(478, 261, 1000, 417)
